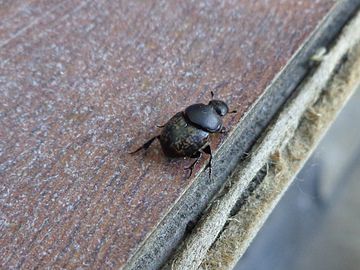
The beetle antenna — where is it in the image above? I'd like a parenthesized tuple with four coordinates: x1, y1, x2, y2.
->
(210, 91, 214, 99)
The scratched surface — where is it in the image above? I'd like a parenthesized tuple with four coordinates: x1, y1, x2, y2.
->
(0, 0, 335, 268)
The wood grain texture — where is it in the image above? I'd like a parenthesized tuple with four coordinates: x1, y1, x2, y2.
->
(0, 0, 335, 269)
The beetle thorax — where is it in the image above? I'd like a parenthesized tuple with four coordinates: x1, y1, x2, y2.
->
(184, 103, 223, 133)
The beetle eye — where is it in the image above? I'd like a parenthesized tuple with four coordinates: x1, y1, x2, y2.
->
(209, 100, 229, 116)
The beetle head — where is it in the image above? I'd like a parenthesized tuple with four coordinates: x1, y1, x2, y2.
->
(208, 91, 237, 116)
(209, 100, 229, 116)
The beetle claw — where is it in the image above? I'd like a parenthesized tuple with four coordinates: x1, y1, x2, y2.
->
(220, 126, 228, 134)
(184, 167, 194, 179)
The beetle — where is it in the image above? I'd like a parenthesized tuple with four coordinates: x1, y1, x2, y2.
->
(130, 91, 236, 178)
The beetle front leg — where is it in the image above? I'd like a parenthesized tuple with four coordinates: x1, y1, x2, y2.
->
(202, 145, 212, 179)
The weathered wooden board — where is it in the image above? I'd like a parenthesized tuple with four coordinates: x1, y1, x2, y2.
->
(0, 0, 338, 269)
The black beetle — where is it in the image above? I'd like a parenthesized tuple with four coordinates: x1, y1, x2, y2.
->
(130, 91, 236, 178)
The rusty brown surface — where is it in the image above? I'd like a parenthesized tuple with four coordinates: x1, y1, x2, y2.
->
(0, 0, 336, 268)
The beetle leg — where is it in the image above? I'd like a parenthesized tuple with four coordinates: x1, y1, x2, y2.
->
(129, 136, 159, 154)
(220, 126, 228, 134)
(184, 151, 202, 178)
(202, 145, 212, 179)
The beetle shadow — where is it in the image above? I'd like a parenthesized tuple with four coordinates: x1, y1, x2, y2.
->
(129, 139, 208, 180)
(129, 139, 174, 164)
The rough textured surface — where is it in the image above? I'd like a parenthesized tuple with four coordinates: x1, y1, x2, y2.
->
(0, 0, 338, 269)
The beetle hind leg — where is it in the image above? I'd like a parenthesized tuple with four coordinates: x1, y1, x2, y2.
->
(129, 136, 159, 154)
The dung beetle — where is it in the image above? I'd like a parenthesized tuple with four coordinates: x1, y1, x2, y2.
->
(130, 91, 236, 178)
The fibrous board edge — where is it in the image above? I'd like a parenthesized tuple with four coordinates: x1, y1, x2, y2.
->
(199, 34, 360, 270)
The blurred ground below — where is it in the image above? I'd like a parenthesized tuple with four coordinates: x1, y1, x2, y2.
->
(234, 86, 360, 270)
